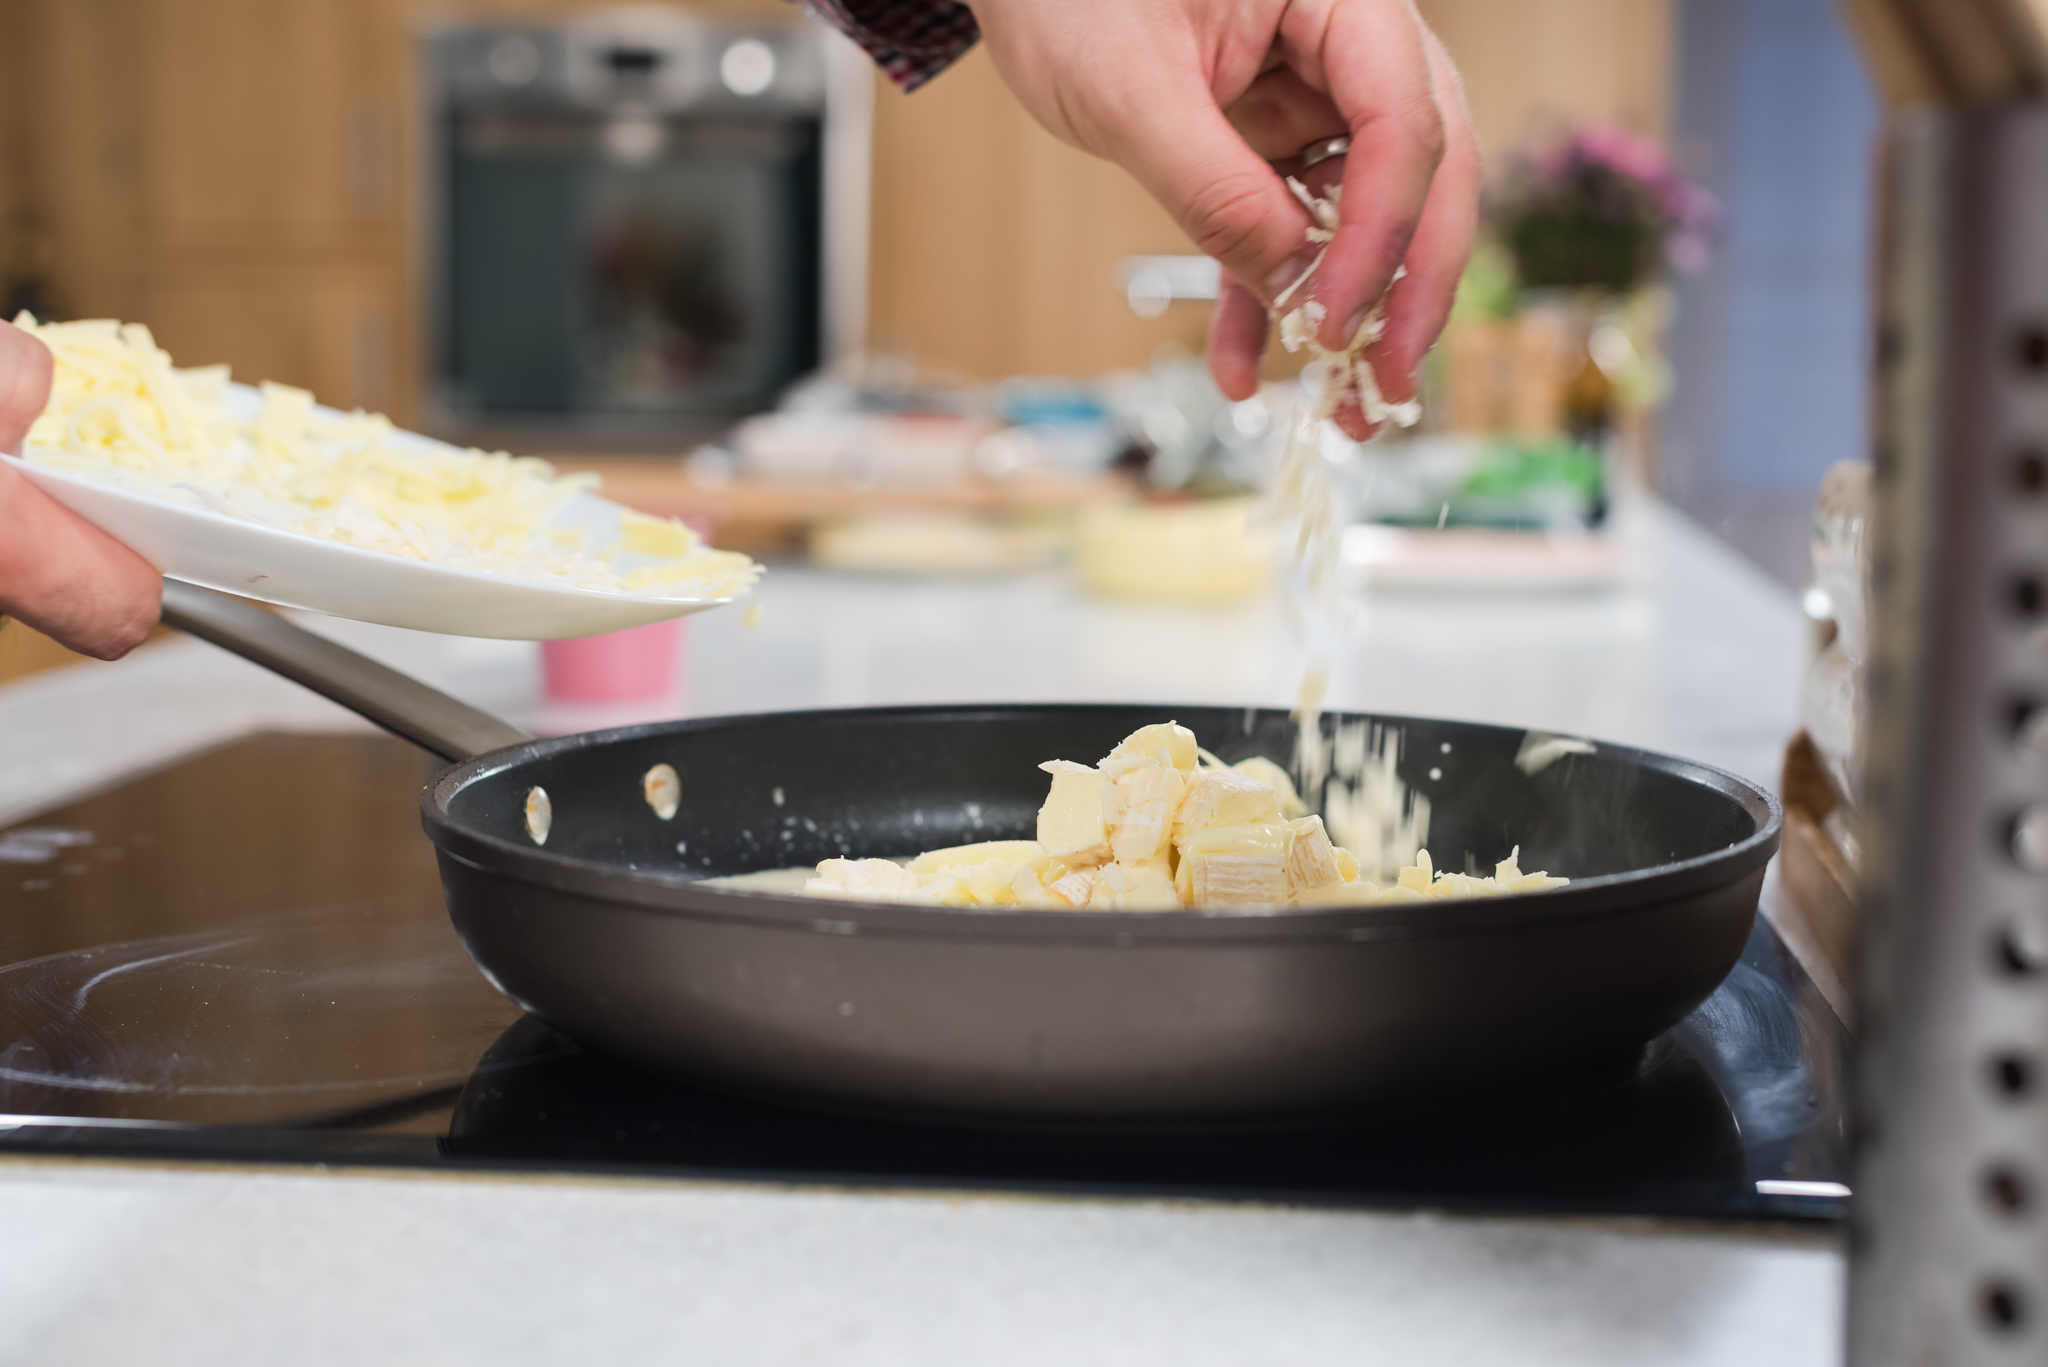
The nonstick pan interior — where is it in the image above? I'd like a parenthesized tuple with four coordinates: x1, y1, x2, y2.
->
(423, 705, 1780, 1123)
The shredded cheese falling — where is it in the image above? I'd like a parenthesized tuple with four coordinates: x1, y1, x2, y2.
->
(14, 314, 761, 600)
(1317, 716, 1433, 884)
(1263, 180, 1429, 876)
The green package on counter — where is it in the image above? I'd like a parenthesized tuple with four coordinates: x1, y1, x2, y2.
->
(1367, 435, 1608, 533)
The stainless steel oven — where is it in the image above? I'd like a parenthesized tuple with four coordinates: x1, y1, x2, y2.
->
(422, 6, 869, 450)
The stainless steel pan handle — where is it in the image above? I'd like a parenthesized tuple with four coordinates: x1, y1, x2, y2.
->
(159, 579, 533, 764)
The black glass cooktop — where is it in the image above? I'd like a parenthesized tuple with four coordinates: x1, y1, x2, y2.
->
(0, 733, 1849, 1221)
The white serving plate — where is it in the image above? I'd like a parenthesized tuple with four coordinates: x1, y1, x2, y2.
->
(5, 388, 748, 640)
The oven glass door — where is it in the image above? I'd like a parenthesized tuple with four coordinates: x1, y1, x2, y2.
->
(441, 112, 821, 425)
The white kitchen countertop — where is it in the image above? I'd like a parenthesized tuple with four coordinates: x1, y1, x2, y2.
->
(0, 495, 1841, 1365)
(0, 494, 1808, 824)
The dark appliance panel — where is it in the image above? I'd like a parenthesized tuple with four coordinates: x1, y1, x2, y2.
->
(428, 13, 826, 439)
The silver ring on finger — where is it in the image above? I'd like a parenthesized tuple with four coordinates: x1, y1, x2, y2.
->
(1296, 135, 1351, 170)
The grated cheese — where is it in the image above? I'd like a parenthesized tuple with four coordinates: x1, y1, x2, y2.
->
(1264, 180, 1429, 874)
(13, 314, 760, 600)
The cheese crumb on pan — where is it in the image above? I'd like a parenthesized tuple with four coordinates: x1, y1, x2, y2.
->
(643, 764, 681, 821)
(13, 314, 761, 600)
(1515, 732, 1598, 775)
(794, 721, 1566, 911)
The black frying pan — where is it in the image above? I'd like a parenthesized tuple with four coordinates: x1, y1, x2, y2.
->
(161, 581, 1781, 1125)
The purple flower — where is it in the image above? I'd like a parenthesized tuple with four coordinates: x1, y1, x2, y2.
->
(1495, 121, 1723, 288)
(1568, 121, 1674, 187)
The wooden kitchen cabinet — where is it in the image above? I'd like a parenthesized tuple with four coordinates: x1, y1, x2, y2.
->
(866, 46, 1209, 381)
(139, 262, 405, 415)
(141, 0, 403, 253)
(10, 0, 414, 413)
(138, 0, 411, 414)
(6, 0, 1210, 412)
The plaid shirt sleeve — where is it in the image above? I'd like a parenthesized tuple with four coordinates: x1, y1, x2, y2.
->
(795, 0, 980, 91)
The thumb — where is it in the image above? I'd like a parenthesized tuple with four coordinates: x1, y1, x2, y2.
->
(0, 321, 53, 454)
(1114, 68, 1318, 305)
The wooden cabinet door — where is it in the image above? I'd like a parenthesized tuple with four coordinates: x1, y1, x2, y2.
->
(140, 261, 403, 415)
(141, 0, 404, 253)
(868, 47, 1209, 380)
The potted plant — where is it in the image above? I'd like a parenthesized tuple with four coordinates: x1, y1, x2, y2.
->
(1418, 123, 1717, 522)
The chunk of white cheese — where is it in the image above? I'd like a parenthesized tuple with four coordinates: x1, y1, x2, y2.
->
(1174, 768, 1282, 844)
(805, 858, 936, 904)
(1086, 861, 1181, 910)
(1008, 863, 1056, 908)
(909, 839, 1049, 879)
(1101, 721, 1198, 775)
(1231, 756, 1308, 818)
(1105, 764, 1188, 866)
(1295, 879, 1385, 907)
(1283, 814, 1344, 896)
(1176, 825, 1292, 907)
(920, 855, 1043, 907)
(1037, 761, 1112, 867)
(1047, 867, 1099, 908)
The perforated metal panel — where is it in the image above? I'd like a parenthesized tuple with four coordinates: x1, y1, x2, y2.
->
(1851, 105, 2048, 1360)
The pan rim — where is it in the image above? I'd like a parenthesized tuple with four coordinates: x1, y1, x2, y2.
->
(421, 702, 1782, 944)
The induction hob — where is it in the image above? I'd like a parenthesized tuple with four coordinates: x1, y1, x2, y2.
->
(0, 733, 1848, 1221)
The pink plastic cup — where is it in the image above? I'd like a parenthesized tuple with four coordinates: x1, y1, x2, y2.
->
(541, 617, 688, 704)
